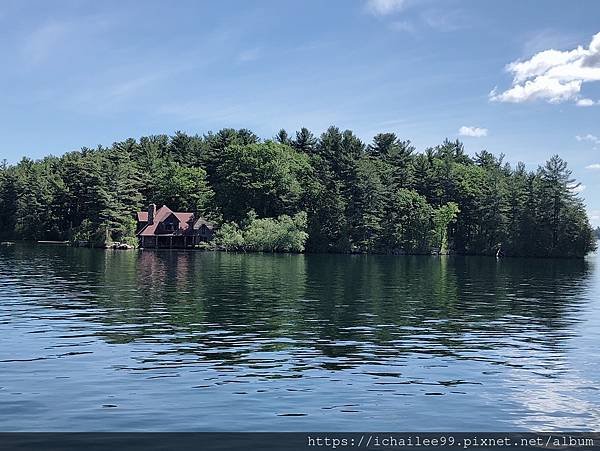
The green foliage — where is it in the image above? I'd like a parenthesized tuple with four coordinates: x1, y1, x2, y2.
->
(243, 211, 309, 252)
(292, 127, 317, 153)
(154, 162, 213, 213)
(95, 145, 143, 245)
(214, 222, 245, 251)
(212, 141, 310, 222)
(0, 128, 595, 258)
(347, 157, 387, 251)
(275, 129, 291, 145)
(215, 211, 308, 253)
(379, 189, 435, 254)
(433, 202, 460, 252)
(0, 162, 18, 240)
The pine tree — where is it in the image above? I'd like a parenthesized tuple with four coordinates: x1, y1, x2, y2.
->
(292, 127, 317, 153)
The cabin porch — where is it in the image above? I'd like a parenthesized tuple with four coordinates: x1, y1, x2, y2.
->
(140, 235, 196, 249)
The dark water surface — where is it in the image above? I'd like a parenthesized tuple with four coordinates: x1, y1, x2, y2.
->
(1, 244, 599, 431)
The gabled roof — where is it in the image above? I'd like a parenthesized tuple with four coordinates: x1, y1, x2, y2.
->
(137, 205, 193, 236)
(194, 217, 215, 230)
(136, 205, 215, 237)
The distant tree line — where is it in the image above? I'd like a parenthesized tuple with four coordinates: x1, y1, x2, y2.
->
(0, 127, 596, 257)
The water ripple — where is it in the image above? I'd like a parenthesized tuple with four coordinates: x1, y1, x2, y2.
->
(0, 245, 599, 431)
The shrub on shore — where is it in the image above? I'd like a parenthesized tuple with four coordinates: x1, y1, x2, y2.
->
(215, 211, 308, 253)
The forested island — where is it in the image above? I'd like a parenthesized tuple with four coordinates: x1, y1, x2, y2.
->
(0, 127, 596, 257)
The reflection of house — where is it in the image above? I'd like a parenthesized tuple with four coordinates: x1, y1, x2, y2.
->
(136, 204, 215, 248)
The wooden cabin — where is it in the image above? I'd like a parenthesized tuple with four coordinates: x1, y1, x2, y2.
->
(136, 204, 215, 248)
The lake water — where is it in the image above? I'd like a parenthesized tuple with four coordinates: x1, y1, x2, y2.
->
(1, 244, 599, 431)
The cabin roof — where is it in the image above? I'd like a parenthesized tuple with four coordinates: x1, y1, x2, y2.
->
(194, 217, 215, 230)
(136, 205, 214, 237)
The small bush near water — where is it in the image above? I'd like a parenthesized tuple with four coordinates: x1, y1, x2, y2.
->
(215, 211, 308, 253)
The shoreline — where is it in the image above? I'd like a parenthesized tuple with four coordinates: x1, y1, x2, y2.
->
(0, 240, 593, 260)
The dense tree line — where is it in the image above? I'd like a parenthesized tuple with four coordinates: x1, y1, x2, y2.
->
(0, 127, 596, 257)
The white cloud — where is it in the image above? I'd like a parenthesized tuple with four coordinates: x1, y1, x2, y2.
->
(585, 163, 600, 170)
(490, 76, 582, 103)
(576, 98, 596, 106)
(490, 32, 600, 104)
(458, 126, 488, 137)
(576, 134, 600, 144)
(365, 0, 407, 16)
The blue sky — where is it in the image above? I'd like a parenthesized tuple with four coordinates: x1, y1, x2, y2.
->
(1, 0, 599, 225)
